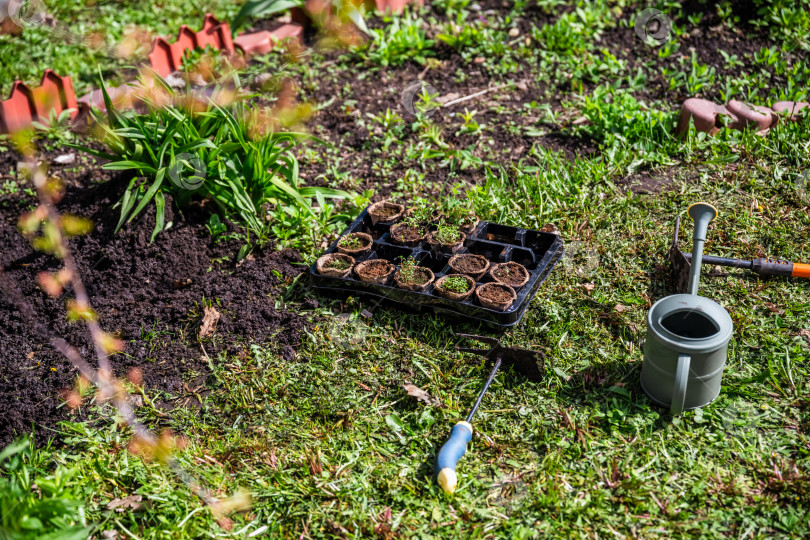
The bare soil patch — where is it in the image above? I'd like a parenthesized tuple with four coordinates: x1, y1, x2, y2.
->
(0, 159, 311, 446)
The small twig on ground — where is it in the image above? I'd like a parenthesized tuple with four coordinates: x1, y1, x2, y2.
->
(441, 83, 514, 108)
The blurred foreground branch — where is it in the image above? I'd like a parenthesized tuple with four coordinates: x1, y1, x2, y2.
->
(0, 157, 244, 529)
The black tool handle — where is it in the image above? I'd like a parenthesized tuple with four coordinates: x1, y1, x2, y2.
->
(751, 258, 794, 277)
(435, 356, 502, 494)
(685, 254, 797, 277)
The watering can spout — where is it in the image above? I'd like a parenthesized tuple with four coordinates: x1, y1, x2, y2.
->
(686, 202, 718, 296)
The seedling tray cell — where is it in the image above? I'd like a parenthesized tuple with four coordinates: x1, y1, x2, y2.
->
(309, 208, 564, 327)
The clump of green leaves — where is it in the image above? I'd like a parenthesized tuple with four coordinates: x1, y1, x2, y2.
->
(408, 197, 438, 224)
(0, 439, 90, 539)
(360, 13, 435, 66)
(30, 109, 75, 145)
(442, 196, 476, 229)
(76, 75, 351, 244)
(442, 275, 470, 293)
(456, 108, 483, 136)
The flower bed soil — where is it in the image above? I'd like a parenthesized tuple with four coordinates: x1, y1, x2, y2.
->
(296, 0, 778, 201)
(0, 160, 311, 447)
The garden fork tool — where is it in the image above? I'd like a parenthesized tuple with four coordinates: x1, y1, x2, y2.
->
(435, 333, 544, 494)
(669, 215, 810, 293)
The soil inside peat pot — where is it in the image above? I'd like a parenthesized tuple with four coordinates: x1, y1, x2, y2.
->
(336, 232, 372, 256)
(0, 170, 313, 447)
(354, 258, 395, 285)
(434, 274, 476, 302)
(394, 265, 435, 292)
(367, 200, 404, 225)
(448, 253, 490, 280)
(490, 262, 530, 290)
(316, 253, 355, 277)
(389, 223, 426, 246)
(476, 283, 517, 311)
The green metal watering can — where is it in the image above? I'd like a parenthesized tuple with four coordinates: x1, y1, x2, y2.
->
(641, 203, 734, 414)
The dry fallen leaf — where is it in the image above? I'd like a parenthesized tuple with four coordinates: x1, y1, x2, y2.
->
(107, 494, 145, 512)
(200, 306, 221, 338)
(798, 329, 810, 344)
(614, 304, 629, 313)
(582, 283, 595, 293)
(403, 384, 442, 407)
(267, 448, 278, 470)
(764, 302, 785, 315)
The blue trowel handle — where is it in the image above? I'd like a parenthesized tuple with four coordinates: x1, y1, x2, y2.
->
(436, 421, 473, 494)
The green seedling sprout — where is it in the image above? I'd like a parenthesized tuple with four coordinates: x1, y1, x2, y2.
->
(443, 276, 470, 293)
(398, 257, 421, 282)
(326, 257, 352, 270)
(339, 235, 365, 249)
(434, 220, 463, 245)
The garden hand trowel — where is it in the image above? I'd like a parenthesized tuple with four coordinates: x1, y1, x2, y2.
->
(435, 333, 544, 494)
(669, 215, 810, 293)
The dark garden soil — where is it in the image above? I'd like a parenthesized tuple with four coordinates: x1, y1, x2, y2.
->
(492, 262, 529, 286)
(370, 202, 403, 220)
(450, 254, 487, 274)
(478, 283, 514, 303)
(391, 224, 425, 244)
(0, 155, 312, 447)
(356, 258, 394, 278)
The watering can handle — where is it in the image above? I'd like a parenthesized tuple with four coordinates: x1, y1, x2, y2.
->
(671, 353, 691, 415)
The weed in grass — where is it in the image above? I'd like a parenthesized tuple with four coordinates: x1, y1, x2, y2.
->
(30, 109, 75, 145)
(0, 439, 90, 538)
(441, 194, 476, 229)
(360, 12, 435, 67)
(455, 108, 483, 136)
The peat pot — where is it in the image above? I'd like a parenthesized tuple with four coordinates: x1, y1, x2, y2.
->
(641, 293, 733, 414)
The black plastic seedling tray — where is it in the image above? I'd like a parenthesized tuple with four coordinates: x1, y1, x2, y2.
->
(309, 208, 564, 327)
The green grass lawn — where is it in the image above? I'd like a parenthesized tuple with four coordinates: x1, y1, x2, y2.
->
(1, 0, 809, 538)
